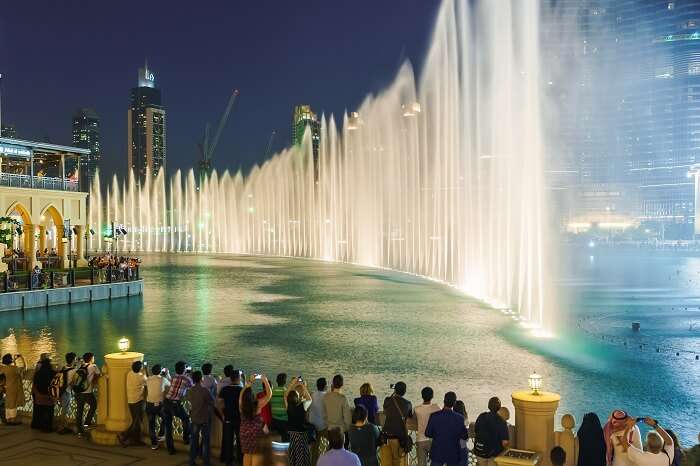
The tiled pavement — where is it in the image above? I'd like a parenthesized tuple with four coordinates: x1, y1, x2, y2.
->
(0, 424, 191, 466)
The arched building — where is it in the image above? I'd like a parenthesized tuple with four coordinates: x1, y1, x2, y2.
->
(0, 137, 89, 270)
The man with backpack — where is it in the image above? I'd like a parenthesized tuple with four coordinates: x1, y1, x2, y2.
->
(473, 397, 510, 466)
(56, 352, 77, 434)
(380, 381, 414, 466)
(74, 352, 101, 437)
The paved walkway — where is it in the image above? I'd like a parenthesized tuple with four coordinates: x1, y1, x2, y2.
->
(0, 424, 192, 466)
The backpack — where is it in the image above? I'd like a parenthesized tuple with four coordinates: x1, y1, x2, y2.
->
(49, 372, 63, 401)
(473, 413, 496, 458)
(58, 366, 73, 395)
(72, 364, 90, 393)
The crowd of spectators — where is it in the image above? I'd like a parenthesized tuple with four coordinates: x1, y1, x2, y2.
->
(0, 353, 698, 466)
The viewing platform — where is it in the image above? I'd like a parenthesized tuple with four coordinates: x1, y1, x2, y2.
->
(0, 265, 143, 312)
(0, 138, 87, 192)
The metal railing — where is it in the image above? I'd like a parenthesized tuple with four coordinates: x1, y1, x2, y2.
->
(0, 172, 79, 192)
(0, 266, 140, 292)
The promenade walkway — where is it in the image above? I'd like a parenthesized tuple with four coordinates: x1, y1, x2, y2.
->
(0, 423, 189, 466)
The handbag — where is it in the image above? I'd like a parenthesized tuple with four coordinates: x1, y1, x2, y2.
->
(304, 421, 318, 443)
(391, 396, 414, 454)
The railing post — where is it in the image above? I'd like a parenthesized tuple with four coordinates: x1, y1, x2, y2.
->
(90, 266, 94, 285)
(50, 271, 54, 289)
(28, 273, 32, 291)
(4, 272, 9, 293)
(108, 266, 112, 283)
(71, 269, 75, 287)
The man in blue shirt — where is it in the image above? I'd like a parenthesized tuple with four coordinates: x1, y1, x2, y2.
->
(318, 427, 361, 466)
(425, 391, 468, 466)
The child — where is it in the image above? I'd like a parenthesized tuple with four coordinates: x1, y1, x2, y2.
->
(551, 446, 566, 466)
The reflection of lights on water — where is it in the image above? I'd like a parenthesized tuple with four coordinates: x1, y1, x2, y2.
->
(590, 255, 595, 263)
(588, 240, 596, 248)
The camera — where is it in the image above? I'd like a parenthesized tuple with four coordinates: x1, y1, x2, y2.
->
(254, 374, 262, 380)
(185, 365, 192, 372)
(390, 383, 396, 389)
(160, 367, 167, 375)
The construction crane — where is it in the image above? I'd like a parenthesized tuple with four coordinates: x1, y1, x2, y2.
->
(264, 130, 276, 160)
(197, 89, 239, 184)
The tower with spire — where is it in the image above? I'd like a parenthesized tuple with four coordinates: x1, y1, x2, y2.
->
(128, 58, 166, 182)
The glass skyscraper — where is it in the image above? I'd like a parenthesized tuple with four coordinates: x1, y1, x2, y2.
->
(72, 107, 101, 191)
(553, 0, 700, 238)
(128, 62, 166, 182)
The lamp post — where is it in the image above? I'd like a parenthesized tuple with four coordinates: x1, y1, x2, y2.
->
(91, 336, 143, 446)
(511, 374, 561, 466)
(62, 219, 72, 270)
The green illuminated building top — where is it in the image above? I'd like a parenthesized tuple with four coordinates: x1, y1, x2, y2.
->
(292, 104, 320, 161)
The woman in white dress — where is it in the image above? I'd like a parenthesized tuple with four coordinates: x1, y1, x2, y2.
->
(604, 410, 643, 466)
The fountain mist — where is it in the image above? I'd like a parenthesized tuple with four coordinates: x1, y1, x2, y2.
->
(89, 0, 553, 328)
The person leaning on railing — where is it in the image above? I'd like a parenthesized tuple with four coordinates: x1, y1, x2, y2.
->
(0, 353, 26, 425)
(74, 352, 101, 437)
(380, 381, 414, 466)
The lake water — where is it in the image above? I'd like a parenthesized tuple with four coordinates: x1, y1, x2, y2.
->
(0, 251, 697, 444)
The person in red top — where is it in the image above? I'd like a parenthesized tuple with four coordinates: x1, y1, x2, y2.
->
(240, 374, 272, 466)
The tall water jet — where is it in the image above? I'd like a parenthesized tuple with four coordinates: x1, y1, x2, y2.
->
(89, 0, 554, 329)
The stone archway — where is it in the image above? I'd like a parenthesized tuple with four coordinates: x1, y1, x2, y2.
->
(39, 204, 67, 266)
(5, 201, 31, 224)
(5, 202, 35, 268)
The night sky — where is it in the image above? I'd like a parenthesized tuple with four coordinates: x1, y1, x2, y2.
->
(0, 1, 440, 180)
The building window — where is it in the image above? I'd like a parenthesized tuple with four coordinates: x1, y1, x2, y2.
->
(668, 2, 675, 10)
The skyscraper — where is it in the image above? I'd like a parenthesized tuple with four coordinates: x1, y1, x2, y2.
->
(128, 61, 166, 182)
(72, 108, 101, 191)
(551, 1, 700, 238)
(292, 104, 320, 161)
(615, 0, 700, 238)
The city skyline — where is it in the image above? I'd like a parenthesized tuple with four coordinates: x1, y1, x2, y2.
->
(0, 1, 439, 181)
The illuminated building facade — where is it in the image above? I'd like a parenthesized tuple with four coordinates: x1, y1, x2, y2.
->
(292, 104, 320, 161)
(72, 108, 101, 191)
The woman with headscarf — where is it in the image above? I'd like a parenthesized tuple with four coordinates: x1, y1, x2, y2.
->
(31, 357, 56, 432)
(577, 412, 606, 466)
(603, 409, 642, 466)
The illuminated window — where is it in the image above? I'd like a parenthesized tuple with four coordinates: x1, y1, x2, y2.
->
(668, 2, 675, 10)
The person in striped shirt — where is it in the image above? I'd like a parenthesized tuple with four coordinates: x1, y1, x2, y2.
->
(163, 361, 193, 455)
